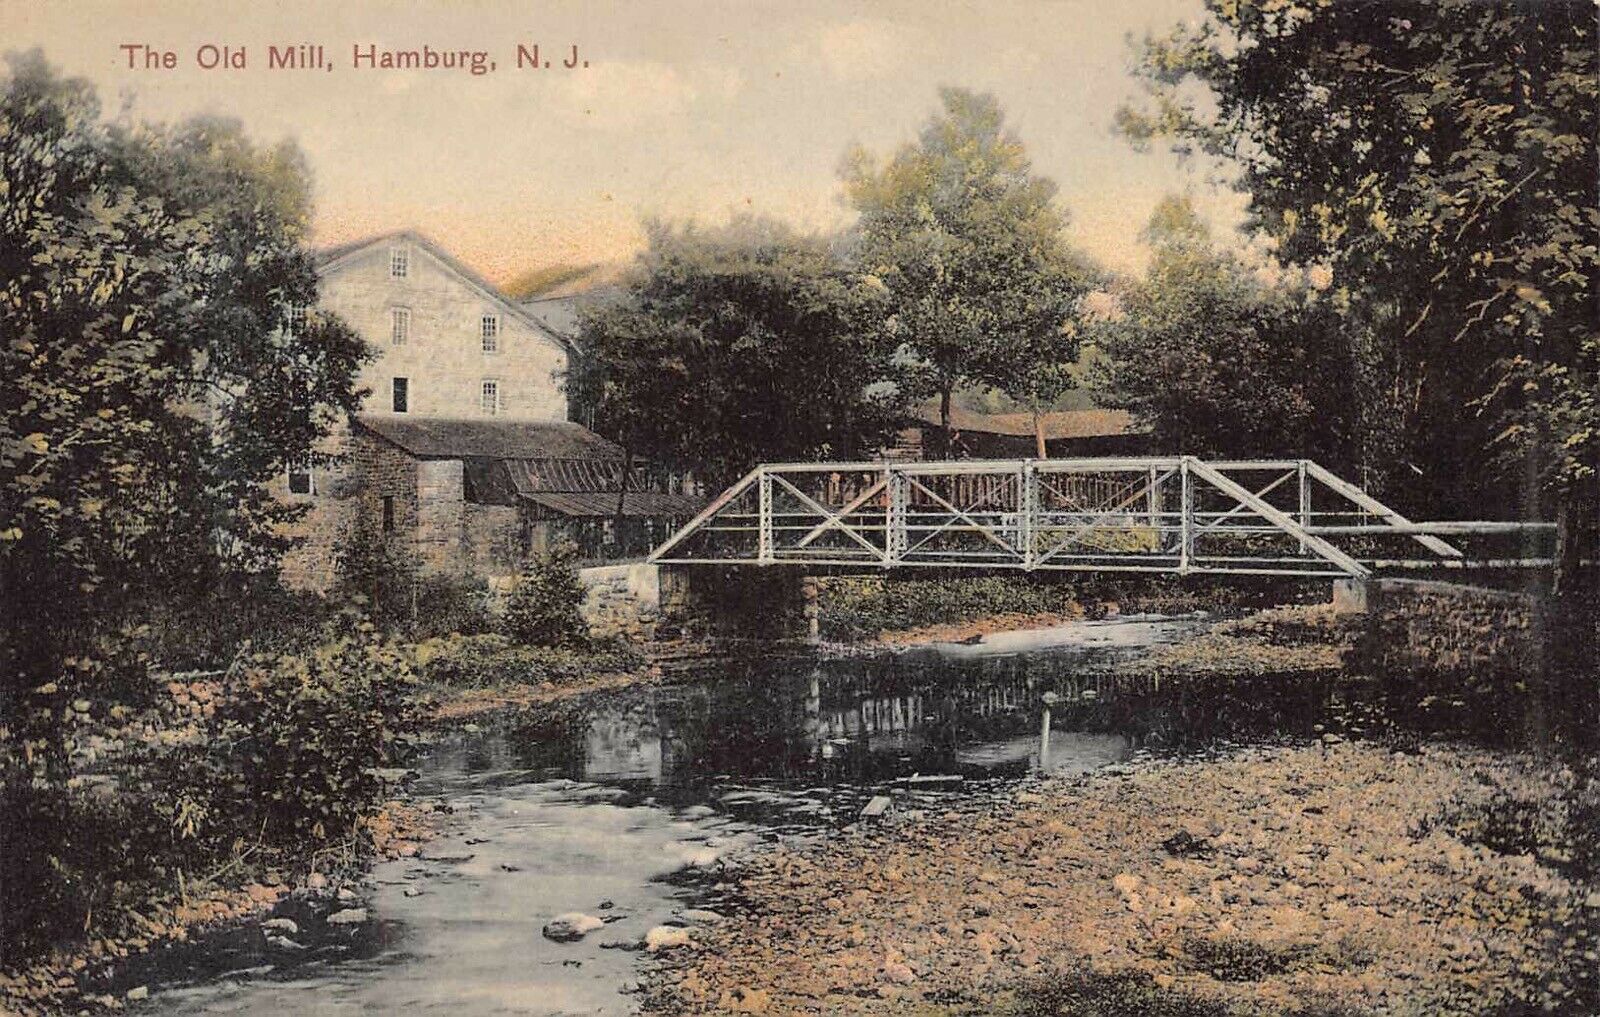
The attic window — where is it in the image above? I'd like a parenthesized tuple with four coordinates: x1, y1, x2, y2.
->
(390, 247, 409, 278)
(481, 313, 499, 353)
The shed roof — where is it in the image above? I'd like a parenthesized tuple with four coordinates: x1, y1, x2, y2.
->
(520, 490, 705, 518)
(910, 401, 1146, 441)
(356, 414, 623, 461)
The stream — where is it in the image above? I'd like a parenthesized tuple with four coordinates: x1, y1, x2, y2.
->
(136, 614, 1289, 1016)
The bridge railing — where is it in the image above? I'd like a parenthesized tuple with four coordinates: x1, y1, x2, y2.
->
(649, 456, 1554, 578)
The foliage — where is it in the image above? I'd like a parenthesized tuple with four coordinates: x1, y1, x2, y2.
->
(504, 545, 587, 647)
(1089, 197, 1361, 467)
(843, 87, 1098, 453)
(417, 632, 644, 690)
(1117, 0, 1598, 524)
(0, 53, 367, 705)
(569, 216, 907, 490)
(0, 625, 421, 962)
(817, 574, 1084, 640)
(332, 522, 419, 629)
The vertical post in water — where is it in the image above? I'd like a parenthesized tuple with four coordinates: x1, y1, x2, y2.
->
(1180, 457, 1195, 572)
(1038, 691, 1058, 772)
(758, 468, 774, 564)
(1297, 460, 1310, 555)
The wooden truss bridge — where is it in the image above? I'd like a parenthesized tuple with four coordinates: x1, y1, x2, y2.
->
(648, 457, 1555, 579)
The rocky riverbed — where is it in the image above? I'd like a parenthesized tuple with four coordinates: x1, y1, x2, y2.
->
(641, 741, 1599, 1016)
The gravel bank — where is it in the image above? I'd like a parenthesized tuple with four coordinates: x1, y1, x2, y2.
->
(643, 741, 1596, 1015)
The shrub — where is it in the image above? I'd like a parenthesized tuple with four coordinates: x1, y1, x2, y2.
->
(333, 522, 420, 632)
(818, 574, 1084, 640)
(419, 633, 643, 689)
(504, 545, 586, 647)
(0, 624, 425, 964)
(410, 573, 495, 639)
(174, 628, 425, 847)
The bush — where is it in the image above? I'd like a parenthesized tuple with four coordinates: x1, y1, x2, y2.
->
(504, 546, 586, 646)
(333, 522, 420, 631)
(419, 633, 643, 689)
(0, 624, 424, 964)
(410, 573, 495, 639)
(818, 574, 1084, 640)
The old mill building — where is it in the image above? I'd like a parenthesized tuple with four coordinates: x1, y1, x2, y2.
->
(277, 231, 700, 589)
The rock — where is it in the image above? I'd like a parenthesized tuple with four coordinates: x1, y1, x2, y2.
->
(1112, 873, 1142, 897)
(645, 925, 696, 952)
(262, 917, 299, 935)
(1161, 830, 1214, 858)
(860, 796, 893, 820)
(336, 888, 359, 903)
(542, 912, 605, 943)
(266, 935, 306, 951)
(326, 908, 368, 925)
(720, 986, 772, 1013)
(882, 960, 917, 984)
(599, 939, 646, 951)
(126, 986, 150, 1001)
(305, 872, 328, 891)
(681, 908, 726, 924)
(1584, 892, 1600, 910)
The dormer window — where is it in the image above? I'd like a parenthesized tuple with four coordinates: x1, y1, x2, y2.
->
(481, 314, 499, 353)
(390, 307, 410, 345)
(390, 247, 409, 278)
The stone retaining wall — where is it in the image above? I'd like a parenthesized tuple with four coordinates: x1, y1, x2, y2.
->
(577, 563, 693, 642)
(1357, 578, 1538, 680)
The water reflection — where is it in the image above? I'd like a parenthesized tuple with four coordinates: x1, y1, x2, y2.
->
(147, 615, 1350, 1017)
(432, 616, 1226, 813)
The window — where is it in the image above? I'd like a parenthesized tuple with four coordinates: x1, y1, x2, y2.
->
(481, 314, 499, 353)
(381, 495, 395, 533)
(481, 379, 500, 416)
(390, 307, 410, 345)
(286, 304, 307, 336)
(392, 377, 409, 413)
(390, 247, 408, 278)
(287, 461, 314, 496)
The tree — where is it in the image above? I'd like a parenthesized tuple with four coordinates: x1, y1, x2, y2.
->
(568, 216, 906, 491)
(1118, 0, 1598, 531)
(1089, 196, 1360, 466)
(1120, 1, 1598, 748)
(844, 88, 1093, 457)
(0, 53, 367, 703)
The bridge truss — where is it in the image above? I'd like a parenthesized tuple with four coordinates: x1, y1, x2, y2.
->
(649, 457, 1554, 578)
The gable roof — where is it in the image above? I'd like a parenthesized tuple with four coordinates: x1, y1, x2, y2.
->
(316, 230, 570, 355)
(910, 401, 1146, 441)
(356, 414, 623, 460)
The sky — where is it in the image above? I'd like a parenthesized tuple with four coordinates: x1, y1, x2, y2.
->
(3, 0, 1244, 286)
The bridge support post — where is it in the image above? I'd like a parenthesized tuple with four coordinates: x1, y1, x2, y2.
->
(885, 468, 908, 565)
(1297, 460, 1310, 555)
(758, 469, 773, 564)
(1019, 461, 1036, 569)
(1179, 457, 1195, 572)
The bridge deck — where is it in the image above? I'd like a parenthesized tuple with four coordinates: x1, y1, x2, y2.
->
(650, 457, 1553, 579)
